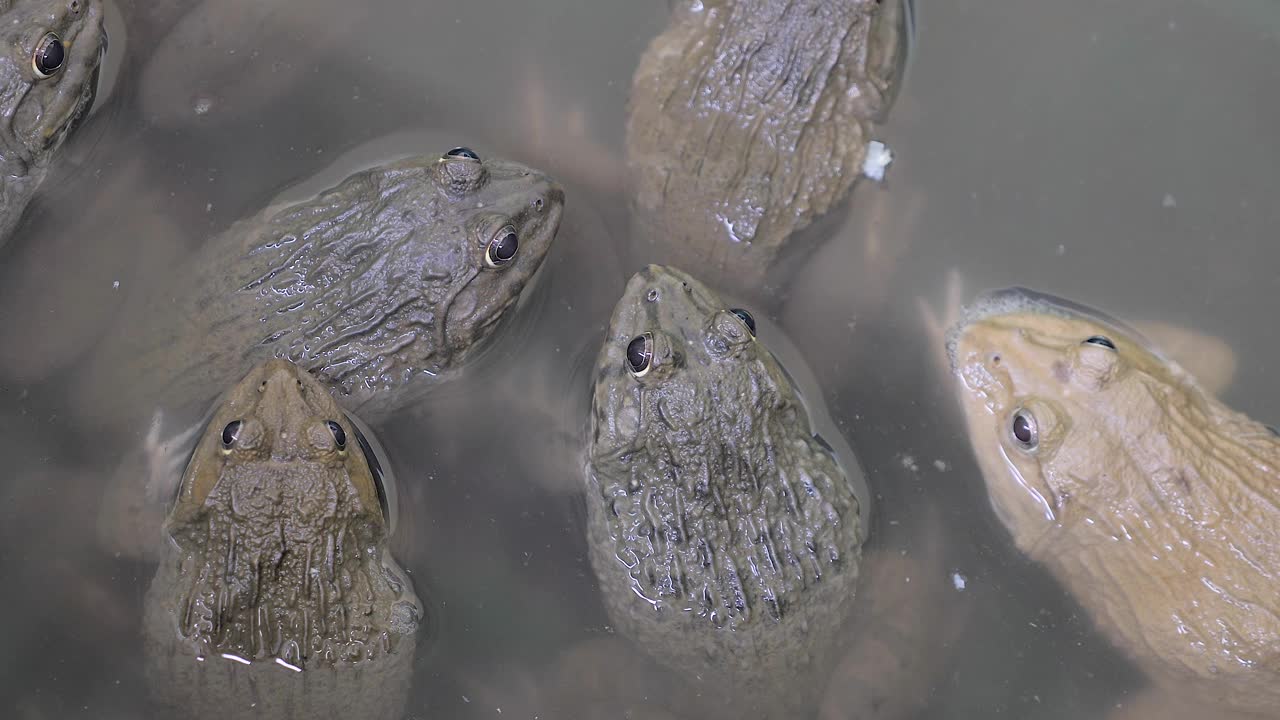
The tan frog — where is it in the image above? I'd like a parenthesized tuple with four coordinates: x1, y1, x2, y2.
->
(947, 287, 1280, 718)
(626, 0, 910, 286)
(142, 359, 421, 720)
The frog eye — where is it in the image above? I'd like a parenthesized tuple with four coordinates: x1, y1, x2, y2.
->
(326, 421, 347, 450)
(33, 32, 65, 79)
(1009, 408, 1038, 451)
(729, 308, 756, 337)
(1083, 335, 1116, 351)
(626, 333, 654, 377)
(444, 147, 480, 161)
(221, 420, 242, 449)
(485, 226, 519, 267)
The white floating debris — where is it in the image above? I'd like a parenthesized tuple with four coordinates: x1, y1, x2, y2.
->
(933, 459, 950, 472)
(112, 280, 120, 290)
(862, 141, 893, 182)
(952, 572, 967, 591)
(1162, 193, 1177, 208)
(900, 454, 919, 472)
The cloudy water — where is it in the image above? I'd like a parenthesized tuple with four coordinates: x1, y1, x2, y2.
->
(1, 0, 1278, 718)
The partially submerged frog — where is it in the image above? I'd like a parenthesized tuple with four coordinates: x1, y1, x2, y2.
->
(0, 0, 107, 249)
(89, 146, 562, 558)
(625, 0, 910, 284)
(585, 264, 865, 716)
(142, 359, 420, 720)
(948, 288, 1280, 718)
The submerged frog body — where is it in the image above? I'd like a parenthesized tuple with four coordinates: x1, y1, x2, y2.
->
(79, 147, 562, 424)
(585, 265, 863, 715)
(948, 288, 1280, 717)
(143, 359, 420, 720)
(89, 147, 561, 560)
(626, 0, 909, 282)
(0, 0, 106, 249)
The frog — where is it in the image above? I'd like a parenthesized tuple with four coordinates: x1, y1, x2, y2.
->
(141, 358, 420, 720)
(0, 0, 107, 250)
(88, 146, 563, 560)
(920, 270, 1240, 398)
(584, 264, 866, 717)
(947, 287, 1280, 719)
(624, 0, 911, 288)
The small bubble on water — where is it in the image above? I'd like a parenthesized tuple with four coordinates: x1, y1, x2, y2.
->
(952, 572, 967, 591)
(193, 95, 214, 115)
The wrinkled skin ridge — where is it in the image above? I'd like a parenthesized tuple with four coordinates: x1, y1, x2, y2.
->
(80, 151, 563, 423)
(586, 265, 862, 714)
(625, 0, 907, 274)
(144, 360, 419, 719)
(950, 289, 1280, 716)
(0, 0, 106, 247)
(163, 468, 405, 667)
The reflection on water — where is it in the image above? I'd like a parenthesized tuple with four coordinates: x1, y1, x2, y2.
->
(0, 0, 1277, 718)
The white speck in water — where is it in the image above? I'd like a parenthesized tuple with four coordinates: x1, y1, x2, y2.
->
(953, 572, 968, 591)
(862, 141, 893, 181)
(1056, 244, 1066, 256)
(193, 95, 214, 116)
(205, 203, 213, 213)
(690, 0, 704, 10)
(112, 280, 119, 290)
(933, 459, 949, 472)
(461, 696, 470, 704)
(1162, 193, 1177, 208)
(900, 454, 919, 472)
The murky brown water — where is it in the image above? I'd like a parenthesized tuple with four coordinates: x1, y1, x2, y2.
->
(1, 1, 1278, 718)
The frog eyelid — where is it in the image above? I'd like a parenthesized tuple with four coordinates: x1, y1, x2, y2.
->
(1082, 335, 1117, 351)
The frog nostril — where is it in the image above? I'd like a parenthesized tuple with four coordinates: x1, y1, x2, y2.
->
(533, 197, 544, 212)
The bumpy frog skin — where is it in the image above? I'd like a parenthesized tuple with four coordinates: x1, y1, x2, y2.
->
(948, 288, 1280, 716)
(80, 148, 563, 424)
(585, 265, 863, 713)
(625, 0, 908, 277)
(0, 0, 106, 248)
(143, 359, 420, 719)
